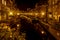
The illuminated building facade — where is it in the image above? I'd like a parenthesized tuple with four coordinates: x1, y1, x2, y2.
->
(0, 0, 8, 20)
(48, 0, 60, 22)
(0, 0, 15, 21)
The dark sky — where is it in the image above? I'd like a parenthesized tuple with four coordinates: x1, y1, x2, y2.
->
(15, 0, 48, 11)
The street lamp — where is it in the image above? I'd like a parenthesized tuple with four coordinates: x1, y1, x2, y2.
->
(41, 12, 45, 16)
(8, 12, 14, 20)
(17, 24, 20, 27)
(10, 12, 13, 15)
(9, 12, 13, 16)
(41, 31, 45, 34)
(17, 13, 20, 15)
(17, 24, 20, 30)
(41, 11, 45, 18)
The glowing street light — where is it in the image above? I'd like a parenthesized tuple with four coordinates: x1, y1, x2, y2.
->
(41, 31, 45, 34)
(17, 24, 20, 27)
(41, 11, 45, 17)
(9, 12, 13, 16)
(17, 13, 20, 15)
(17, 24, 20, 29)
(41, 12, 45, 16)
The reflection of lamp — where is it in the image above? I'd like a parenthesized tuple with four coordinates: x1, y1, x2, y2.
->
(17, 24, 20, 27)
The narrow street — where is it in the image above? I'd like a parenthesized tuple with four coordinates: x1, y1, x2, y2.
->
(0, 0, 60, 40)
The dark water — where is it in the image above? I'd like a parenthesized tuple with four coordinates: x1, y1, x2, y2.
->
(26, 28, 43, 40)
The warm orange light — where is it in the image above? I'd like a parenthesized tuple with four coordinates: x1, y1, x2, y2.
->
(17, 24, 20, 27)
(17, 13, 20, 15)
(41, 12, 45, 16)
(4, 1, 6, 5)
(8, 27, 11, 31)
(2, 0, 6, 5)
(10, 33, 12, 38)
(41, 31, 45, 34)
(0, 15, 1, 20)
(49, 14, 52, 18)
(3, 26, 8, 29)
(30, 13, 33, 15)
(54, 15, 57, 20)
(9, 12, 13, 16)
(57, 32, 60, 36)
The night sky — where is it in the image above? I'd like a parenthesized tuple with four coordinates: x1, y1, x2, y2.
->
(15, 0, 48, 11)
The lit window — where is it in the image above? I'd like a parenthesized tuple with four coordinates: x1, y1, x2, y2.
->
(30, 13, 33, 15)
(2, 0, 6, 5)
(2, 0, 4, 4)
(4, 1, 6, 5)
